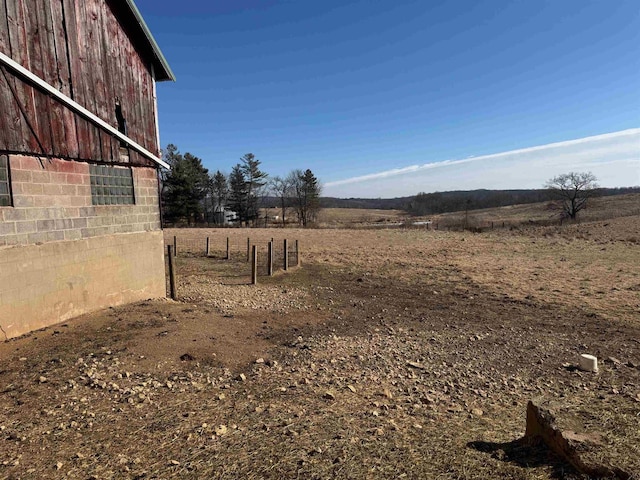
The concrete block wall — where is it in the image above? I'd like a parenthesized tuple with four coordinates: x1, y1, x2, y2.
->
(0, 230, 166, 339)
(0, 154, 166, 339)
(0, 155, 160, 247)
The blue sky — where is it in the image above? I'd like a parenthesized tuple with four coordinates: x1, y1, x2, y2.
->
(137, 0, 639, 197)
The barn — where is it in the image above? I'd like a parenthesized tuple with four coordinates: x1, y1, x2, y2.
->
(0, 0, 174, 339)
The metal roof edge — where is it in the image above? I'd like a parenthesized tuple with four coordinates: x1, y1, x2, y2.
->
(123, 0, 176, 82)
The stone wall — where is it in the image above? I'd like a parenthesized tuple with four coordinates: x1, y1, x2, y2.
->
(0, 155, 160, 246)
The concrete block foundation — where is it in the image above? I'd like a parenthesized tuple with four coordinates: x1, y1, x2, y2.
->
(0, 230, 166, 339)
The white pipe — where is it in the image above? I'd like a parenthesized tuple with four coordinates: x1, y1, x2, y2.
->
(0, 50, 170, 169)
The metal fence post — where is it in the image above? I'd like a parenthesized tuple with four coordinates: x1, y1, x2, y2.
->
(226, 237, 230, 260)
(247, 237, 250, 262)
(283, 239, 288, 271)
(268, 241, 273, 276)
(251, 245, 257, 285)
(167, 245, 177, 300)
(206, 237, 210, 256)
(295, 239, 300, 266)
(173, 235, 177, 257)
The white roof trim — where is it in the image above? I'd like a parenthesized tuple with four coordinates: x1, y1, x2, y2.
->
(0, 50, 170, 169)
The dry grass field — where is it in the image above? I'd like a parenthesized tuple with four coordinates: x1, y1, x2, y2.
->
(263, 207, 408, 228)
(316, 208, 408, 227)
(0, 205, 639, 479)
(429, 193, 640, 230)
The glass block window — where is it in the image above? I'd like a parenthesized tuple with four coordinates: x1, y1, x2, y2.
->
(0, 155, 11, 207)
(89, 164, 135, 205)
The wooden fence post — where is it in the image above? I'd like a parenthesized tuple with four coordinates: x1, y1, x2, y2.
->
(283, 239, 288, 271)
(167, 245, 177, 300)
(251, 245, 258, 285)
(268, 241, 273, 276)
(247, 237, 251, 262)
(206, 237, 210, 256)
(173, 235, 177, 257)
(491, 221, 494, 230)
(226, 237, 230, 260)
(295, 239, 300, 266)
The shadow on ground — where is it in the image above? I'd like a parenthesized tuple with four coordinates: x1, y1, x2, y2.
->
(468, 438, 582, 479)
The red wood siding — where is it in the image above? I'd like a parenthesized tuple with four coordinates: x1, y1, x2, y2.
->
(0, 0, 158, 167)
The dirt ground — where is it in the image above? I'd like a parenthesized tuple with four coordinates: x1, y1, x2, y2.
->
(0, 214, 639, 479)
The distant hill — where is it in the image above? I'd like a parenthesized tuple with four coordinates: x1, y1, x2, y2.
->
(319, 196, 410, 210)
(263, 196, 410, 210)
(317, 187, 640, 216)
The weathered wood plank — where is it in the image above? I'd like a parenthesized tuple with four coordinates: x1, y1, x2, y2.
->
(108, 2, 131, 163)
(121, 22, 143, 163)
(141, 60, 157, 159)
(143, 72, 157, 167)
(105, 2, 130, 163)
(48, 0, 79, 157)
(121, 33, 138, 143)
(1, 0, 160, 165)
(70, 0, 103, 160)
(135, 47, 156, 167)
(34, 0, 65, 156)
(60, 0, 93, 160)
(98, 0, 121, 162)
(23, 0, 55, 155)
(5, 0, 40, 152)
(82, 0, 108, 161)
(86, 0, 113, 162)
(0, 0, 22, 150)
(104, 0, 156, 167)
(131, 56, 144, 150)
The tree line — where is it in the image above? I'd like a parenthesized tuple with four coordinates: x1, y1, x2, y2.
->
(404, 185, 638, 217)
(160, 144, 321, 227)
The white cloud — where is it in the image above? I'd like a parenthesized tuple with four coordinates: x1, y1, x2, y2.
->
(323, 129, 640, 198)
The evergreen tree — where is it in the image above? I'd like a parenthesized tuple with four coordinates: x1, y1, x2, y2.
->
(292, 169, 321, 227)
(161, 145, 209, 225)
(240, 153, 268, 225)
(210, 170, 229, 224)
(228, 164, 247, 224)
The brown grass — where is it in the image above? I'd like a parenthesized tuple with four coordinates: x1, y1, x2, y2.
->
(431, 193, 640, 229)
(0, 207, 638, 479)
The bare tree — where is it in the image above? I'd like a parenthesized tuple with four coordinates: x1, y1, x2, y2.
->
(545, 172, 598, 220)
(290, 169, 321, 227)
(269, 175, 293, 226)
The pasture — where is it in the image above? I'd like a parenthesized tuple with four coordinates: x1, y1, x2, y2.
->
(0, 208, 638, 479)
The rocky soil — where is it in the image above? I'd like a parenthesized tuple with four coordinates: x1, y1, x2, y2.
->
(1, 218, 639, 479)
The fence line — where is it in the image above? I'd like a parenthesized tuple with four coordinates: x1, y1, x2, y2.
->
(165, 235, 299, 260)
(163, 234, 301, 296)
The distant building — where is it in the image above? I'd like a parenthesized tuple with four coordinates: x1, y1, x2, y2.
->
(0, 0, 174, 338)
